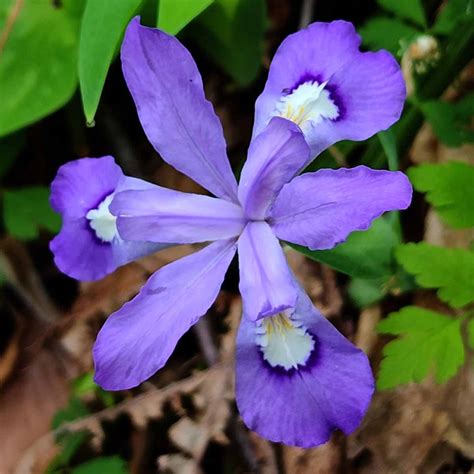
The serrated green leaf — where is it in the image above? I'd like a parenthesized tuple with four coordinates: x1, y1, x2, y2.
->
(408, 162, 474, 228)
(0, 0, 84, 136)
(292, 216, 400, 279)
(158, 0, 214, 34)
(186, 0, 265, 84)
(396, 243, 474, 308)
(433, 0, 474, 35)
(419, 96, 474, 147)
(377, 306, 465, 389)
(72, 456, 128, 474)
(79, 0, 143, 124)
(359, 17, 419, 56)
(3, 187, 61, 240)
(376, 0, 426, 27)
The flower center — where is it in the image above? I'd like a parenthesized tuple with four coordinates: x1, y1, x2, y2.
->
(256, 311, 315, 370)
(86, 194, 118, 242)
(275, 80, 339, 131)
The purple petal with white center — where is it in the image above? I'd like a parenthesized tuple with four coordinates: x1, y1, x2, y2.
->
(238, 117, 310, 220)
(111, 186, 245, 244)
(253, 20, 405, 159)
(238, 221, 296, 321)
(93, 239, 237, 390)
(269, 166, 412, 250)
(50, 157, 166, 281)
(236, 283, 374, 447)
(50, 156, 122, 219)
(121, 17, 238, 202)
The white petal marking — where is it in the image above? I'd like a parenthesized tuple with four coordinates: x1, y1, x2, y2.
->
(256, 312, 314, 370)
(86, 194, 118, 242)
(275, 81, 339, 133)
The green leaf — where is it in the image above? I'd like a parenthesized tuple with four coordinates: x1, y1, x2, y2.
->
(52, 398, 89, 429)
(71, 456, 128, 474)
(396, 243, 474, 308)
(377, 306, 465, 389)
(433, 0, 474, 35)
(3, 187, 61, 240)
(359, 17, 419, 56)
(348, 276, 389, 308)
(0, 131, 25, 179)
(468, 318, 474, 350)
(79, 0, 142, 124)
(376, 0, 426, 27)
(292, 216, 400, 279)
(0, 0, 84, 136)
(47, 431, 90, 473)
(158, 0, 214, 34)
(419, 96, 474, 147)
(408, 162, 474, 228)
(186, 0, 265, 84)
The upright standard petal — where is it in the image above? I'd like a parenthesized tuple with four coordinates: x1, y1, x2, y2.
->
(94, 239, 237, 390)
(50, 157, 165, 281)
(253, 20, 405, 159)
(238, 117, 310, 220)
(111, 187, 245, 244)
(236, 284, 374, 447)
(121, 18, 238, 202)
(269, 166, 412, 250)
(238, 221, 296, 321)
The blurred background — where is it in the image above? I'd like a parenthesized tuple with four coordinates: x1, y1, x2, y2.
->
(0, 0, 473, 472)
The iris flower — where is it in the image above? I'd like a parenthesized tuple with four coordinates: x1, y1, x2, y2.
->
(51, 18, 412, 447)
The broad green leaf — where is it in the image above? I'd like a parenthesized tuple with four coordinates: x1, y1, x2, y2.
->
(377, 306, 465, 389)
(79, 0, 143, 124)
(408, 162, 474, 228)
(359, 17, 419, 56)
(0, 0, 84, 136)
(3, 187, 61, 240)
(396, 243, 474, 308)
(291, 216, 400, 279)
(468, 318, 474, 349)
(158, 0, 214, 35)
(376, 0, 426, 27)
(348, 276, 389, 308)
(419, 96, 474, 147)
(72, 456, 128, 474)
(433, 0, 474, 35)
(186, 0, 265, 84)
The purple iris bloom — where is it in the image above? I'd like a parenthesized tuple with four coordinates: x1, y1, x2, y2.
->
(50, 156, 166, 281)
(86, 18, 412, 447)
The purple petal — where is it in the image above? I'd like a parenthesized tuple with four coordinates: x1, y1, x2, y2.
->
(50, 218, 116, 281)
(111, 186, 245, 244)
(236, 284, 374, 447)
(238, 117, 310, 220)
(269, 166, 412, 250)
(94, 239, 237, 390)
(238, 221, 296, 321)
(253, 20, 405, 159)
(50, 156, 122, 219)
(121, 17, 238, 202)
(50, 157, 167, 281)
